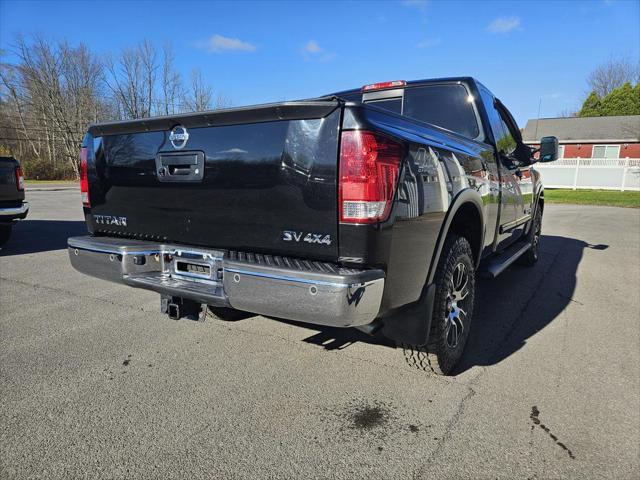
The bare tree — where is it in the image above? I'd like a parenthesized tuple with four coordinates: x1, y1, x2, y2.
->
(0, 36, 230, 179)
(215, 93, 232, 109)
(140, 39, 157, 116)
(183, 68, 213, 112)
(0, 36, 105, 177)
(587, 56, 640, 98)
(556, 108, 577, 118)
(104, 40, 159, 119)
(160, 43, 183, 115)
(0, 57, 41, 159)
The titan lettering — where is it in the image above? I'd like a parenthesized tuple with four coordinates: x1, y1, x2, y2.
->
(93, 215, 127, 227)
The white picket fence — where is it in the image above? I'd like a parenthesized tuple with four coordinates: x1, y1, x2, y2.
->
(535, 158, 640, 191)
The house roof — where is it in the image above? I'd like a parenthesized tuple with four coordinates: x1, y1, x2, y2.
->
(521, 115, 640, 144)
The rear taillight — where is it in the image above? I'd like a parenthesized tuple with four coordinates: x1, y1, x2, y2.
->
(15, 166, 24, 191)
(339, 130, 403, 224)
(79, 146, 90, 207)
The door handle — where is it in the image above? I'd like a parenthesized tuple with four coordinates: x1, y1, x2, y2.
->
(155, 152, 205, 183)
(167, 165, 193, 175)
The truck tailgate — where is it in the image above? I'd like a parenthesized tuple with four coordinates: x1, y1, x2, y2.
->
(0, 158, 23, 205)
(86, 101, 341, 261)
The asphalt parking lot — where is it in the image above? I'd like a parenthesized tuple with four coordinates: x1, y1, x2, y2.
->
(1, 189, 638, 479)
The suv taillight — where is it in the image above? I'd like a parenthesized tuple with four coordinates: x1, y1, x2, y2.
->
(339, 130, 403, 224)
(15, 166, 24, 191)
(79, 146, 90, 207)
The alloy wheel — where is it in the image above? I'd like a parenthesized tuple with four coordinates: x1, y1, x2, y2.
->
(444, 262, 470, 348)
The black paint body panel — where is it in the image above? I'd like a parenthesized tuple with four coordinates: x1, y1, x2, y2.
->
(87, 107, 341, 261)
(0, 157, 24, 206)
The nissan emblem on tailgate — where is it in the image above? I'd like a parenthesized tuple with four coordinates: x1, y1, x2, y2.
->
(169, 125, 189, 150)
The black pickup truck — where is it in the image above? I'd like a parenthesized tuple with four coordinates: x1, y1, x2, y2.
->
(68, 77, 558, 374)
(0, 156, 28, 246)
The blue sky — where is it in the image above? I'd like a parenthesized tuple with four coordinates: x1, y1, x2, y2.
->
(1, 0, 638, 125)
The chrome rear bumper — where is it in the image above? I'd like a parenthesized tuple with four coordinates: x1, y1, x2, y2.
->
(68, 236, 384, 327)
(0, 202, 29, 221)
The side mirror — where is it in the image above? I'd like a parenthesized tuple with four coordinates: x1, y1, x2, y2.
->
(539, 136, 558, 162)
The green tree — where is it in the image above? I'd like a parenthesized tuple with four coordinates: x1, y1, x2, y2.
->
(578, 91, 603, 117)
(578, 83, 640, 117)
(599, 83, 640, 116)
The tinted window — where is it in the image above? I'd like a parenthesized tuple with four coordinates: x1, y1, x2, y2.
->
(338, 92, 362, 102)
(336, 84, 480, 139)
(403, 85, 479, 139)
(496, 110, 517, 156)
(478, 85, 504, 145)
(367, 98, 402, 114)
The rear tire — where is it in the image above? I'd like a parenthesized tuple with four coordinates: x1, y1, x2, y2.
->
(207, 306, 253, 321)
(519, 206, 542, 267)
(405, 235, 475, 375)
(0, 224, 12, 246)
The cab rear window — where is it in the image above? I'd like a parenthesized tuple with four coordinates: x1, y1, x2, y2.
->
(339, 83, 480, 140)
(403, 85, 479, 139)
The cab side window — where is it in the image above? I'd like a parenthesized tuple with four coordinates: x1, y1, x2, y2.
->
(496, 115, 517, 158)
(479, 85, 532, 168)
(495, 102, 532, 167)
(478, 86, 508, 150)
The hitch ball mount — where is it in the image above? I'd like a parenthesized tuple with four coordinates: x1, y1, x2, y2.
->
(160, 295, 207, 322)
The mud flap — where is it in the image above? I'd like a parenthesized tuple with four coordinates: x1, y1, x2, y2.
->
(381, 283, 436, 346)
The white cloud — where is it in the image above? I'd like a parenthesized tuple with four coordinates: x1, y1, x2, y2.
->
(196, 34, 257, 53)
(486, 16, 521, 34)
(417, 38, 441, 48)
(304, 40, 322, 54)
(301, 40, 336, 62)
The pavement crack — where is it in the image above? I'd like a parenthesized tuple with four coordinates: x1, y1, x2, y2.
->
(556, 292, 583, 305)
(424, 384, 476, 464)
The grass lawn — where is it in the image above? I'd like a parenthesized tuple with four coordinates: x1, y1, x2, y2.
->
(545, 189, 640, 208)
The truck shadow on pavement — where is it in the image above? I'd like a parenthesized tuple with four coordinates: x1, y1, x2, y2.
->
(0, 220, 87, 257)
(278, 235, 608, 375)
(455, 234, 608, 374)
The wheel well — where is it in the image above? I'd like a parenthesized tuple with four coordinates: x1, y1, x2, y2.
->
(448, 203, 483, 263)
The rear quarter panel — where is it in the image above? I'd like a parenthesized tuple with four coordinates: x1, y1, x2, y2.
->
(340, 106, 495, 312)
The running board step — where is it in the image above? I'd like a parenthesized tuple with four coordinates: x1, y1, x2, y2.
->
(480, 241, 531, 278)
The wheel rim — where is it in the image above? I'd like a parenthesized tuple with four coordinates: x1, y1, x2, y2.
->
(532, 215, 541, 260)
(444, 262, 470, 348)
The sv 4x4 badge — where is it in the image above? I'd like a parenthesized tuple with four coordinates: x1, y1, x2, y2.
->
(282, 230, 332, 246)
